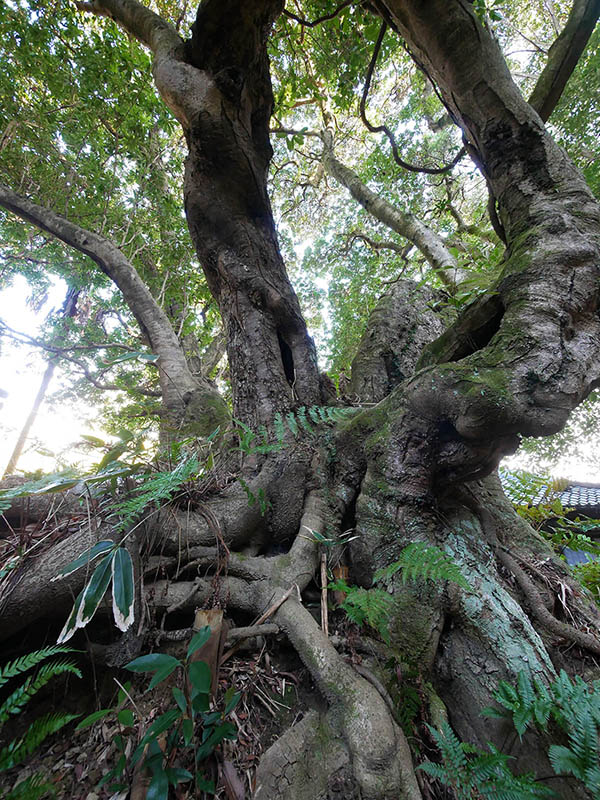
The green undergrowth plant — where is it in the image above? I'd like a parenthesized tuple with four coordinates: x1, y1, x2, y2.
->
(330, 543, 470, 643)
(500, 468, 600, 560)
(373, 542, 471, 590)
(0, 646, 81, 799)
(77, 627, 240, 798)
(484, 669, 600, 793)
(419, 722, 552, 799)
(0, 408, 359, 644)
(328, 578, 394, 643)
(422, 669, 600, 798)
(233, 404, 358, 457)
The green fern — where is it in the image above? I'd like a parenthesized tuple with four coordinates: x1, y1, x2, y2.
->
(328, 579, 393, 643)
(394, 682, 421, 737)
(4, 773, 55, 800)
(238, 406, 358, 457)
(0, 646, 76, 690)
(485, 669, 600, 794)
(109, 454, 200, 531)
(0, 660, 81, 723)
(0, 712, 79, 771)
(419, 723, 552, 799)
(0, 647, 80, 777)
(374, 542, 471, 590)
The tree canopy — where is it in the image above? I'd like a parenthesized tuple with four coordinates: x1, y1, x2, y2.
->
(2, 0, 599, 461)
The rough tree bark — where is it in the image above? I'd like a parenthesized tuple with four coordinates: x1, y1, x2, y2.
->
(2, 1, 600, 799)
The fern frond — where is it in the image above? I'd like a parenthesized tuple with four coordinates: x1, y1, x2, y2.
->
(329, 579, 393, 642)
(0, 647, 76, 690)
(5, 773, 55, 800)
(109, 455, 199, 531)
(0, 712, 78, 771)
(374, 543, 470, 590)
(0, 660, 81, 725)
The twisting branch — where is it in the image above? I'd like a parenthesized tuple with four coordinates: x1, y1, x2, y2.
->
(468, 497, 600, 657)
(529, 0, 600, 122)
(0, 183, 227, 428)
(360, 21, 465, 175)
(0, 320, 162, 395)
(283, 0, 354, 28)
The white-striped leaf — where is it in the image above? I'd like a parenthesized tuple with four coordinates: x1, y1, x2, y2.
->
(111, 547, 135, 632)
(75, 552, 115, 629)
(57, 588, 85, 644)
(52, 540, 115, 581)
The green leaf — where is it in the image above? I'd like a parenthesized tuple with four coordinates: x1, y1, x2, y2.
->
(224, 688, 241, 715)
(165, 766, 193, 785)
(196, 776, 216, 792)
(76, 708, 113, 730)
(78, 553, 115, 625)
(111, 547, 135, 632)
(147, 660, 180, 690)
(117, 708, 134, 727)
(52, 540, 115, 581)
(171, 686, 187, 713)
(187, 626, 211, 660)
(126, 653, 181, 673)
(182, 717, 194, 745)
(136, 709, 181, 752)
(192, 692, 210, 714)
(189, 661, 212, 696)
(147, 768, 169, 800)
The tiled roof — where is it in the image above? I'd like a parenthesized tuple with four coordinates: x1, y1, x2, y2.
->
(555, 484, 600, 510)
(500, 470, 600, 510)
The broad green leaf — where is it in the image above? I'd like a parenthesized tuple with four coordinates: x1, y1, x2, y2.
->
(117, 708, 134, 727)
(192, 693, 210, 714)
(146, 768, 169, 800)
(165, 767, 193, 785)
(138, 709, 180, 749)
(187, 626, 211, 660)
(76, 552, 115, 627)
(76, 708, 114, 730)
(80, 435, 107, 447)
(224, 689, 241, 716)
(188, 661, 212, 696)
(171, 686, 187, 713)
(125, 653, 181, 673)
(57, 589, 85, 644)
(182, 717, 194, 745)
(196, 776, 215, 793)
(147, 661, 180, 690)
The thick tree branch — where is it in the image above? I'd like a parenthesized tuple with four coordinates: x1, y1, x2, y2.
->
(529, 0, 600, 122)
(0, 183, 228, 432)
(75, 0, 184, 58)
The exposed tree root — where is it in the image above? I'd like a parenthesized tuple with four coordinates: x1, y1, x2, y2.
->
(274, 599, 422, 800)
(496, 546, 600, 656)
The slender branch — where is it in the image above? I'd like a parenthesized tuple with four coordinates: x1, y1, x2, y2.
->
(529, 0, 600, 122)
(360, 22, 465, 175)
(321, 134, 467, 289)
(283, 0, 354, 28)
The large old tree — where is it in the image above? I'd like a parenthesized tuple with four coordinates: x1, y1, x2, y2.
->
(2, 0, 600, 797)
